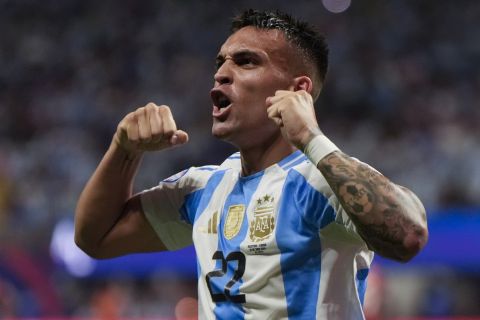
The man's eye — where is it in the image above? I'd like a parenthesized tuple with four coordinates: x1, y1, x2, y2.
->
(237, 58, 253, 66)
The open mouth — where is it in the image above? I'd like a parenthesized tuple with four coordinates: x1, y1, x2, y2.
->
(211, 90, 232, 109)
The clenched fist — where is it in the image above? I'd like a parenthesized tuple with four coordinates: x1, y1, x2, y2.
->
(113, 103, 189, 156)
(266, 90, 322, 150)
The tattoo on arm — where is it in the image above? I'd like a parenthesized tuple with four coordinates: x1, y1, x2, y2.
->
(318, 151, 427, 260)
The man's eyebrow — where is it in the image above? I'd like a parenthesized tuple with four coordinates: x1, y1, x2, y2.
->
(215, 49, 266, 70)
(231, 49, 263, 60)
(216, 49, 264, 61)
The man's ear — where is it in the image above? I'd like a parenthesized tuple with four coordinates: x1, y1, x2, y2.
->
(292, 76, 313, 94)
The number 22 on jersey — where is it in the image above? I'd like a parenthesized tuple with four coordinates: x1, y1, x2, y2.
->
(206, 251, 246, 303)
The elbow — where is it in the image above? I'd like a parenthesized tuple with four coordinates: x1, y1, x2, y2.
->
(396, 188, 429, 262)
(370, 222, 429, 263)
(402, 224, 429, 262)
(74, 227, 120, 260)
(74, 208, 109, 259)
(74, 209, 97, 258)
(392, 223, 429, 263)
(74, 227, 106, 260)
(74, 232, 98, 259)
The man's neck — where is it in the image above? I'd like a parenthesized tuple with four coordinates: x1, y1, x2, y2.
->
(238, 137, 297, 176)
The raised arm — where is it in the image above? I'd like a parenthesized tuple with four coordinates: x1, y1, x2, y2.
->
(267, 89, 428, 262)
(75, 103, 188, 259)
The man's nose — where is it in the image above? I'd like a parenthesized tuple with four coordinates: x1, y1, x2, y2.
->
(214, 62, 232, 85)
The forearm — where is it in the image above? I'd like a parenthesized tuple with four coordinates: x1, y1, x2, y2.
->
(74, 141, 143, 254)
(317, 151, 428, 262)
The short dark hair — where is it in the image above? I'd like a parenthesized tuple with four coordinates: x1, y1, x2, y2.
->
(231, 9, 329, 100)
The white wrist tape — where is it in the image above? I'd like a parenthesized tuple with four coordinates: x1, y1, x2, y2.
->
(303, 135, 340, 166)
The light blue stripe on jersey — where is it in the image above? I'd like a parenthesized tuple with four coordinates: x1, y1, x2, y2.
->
(179, 169, 230, 300)
(213, 171, 263, 320)
(198, 166, 218, 171)
(283, 156, 307, 171)
(278, 150, 302, 168)
(180, 189, 203, 224)
(275, 169, 330, 319)
(356, 268, 369, 306)
(180, 169, 227, 225)
(319, 204, 335, 229)
(280, 151, 307, 171)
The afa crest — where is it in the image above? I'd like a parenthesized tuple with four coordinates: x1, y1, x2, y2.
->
(224, 205, 245, 240)
(249, 194, 276, 242)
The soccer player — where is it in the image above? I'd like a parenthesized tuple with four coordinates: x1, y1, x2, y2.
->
(75, 9, 428, 319)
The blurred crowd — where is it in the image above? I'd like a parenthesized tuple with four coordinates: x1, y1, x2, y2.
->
(0, 0, 479, 317)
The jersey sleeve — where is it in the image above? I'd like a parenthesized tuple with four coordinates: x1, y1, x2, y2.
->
(294, 162, 367, 245)
(140, 167, 213, 251)
(326, 194, 367, 244)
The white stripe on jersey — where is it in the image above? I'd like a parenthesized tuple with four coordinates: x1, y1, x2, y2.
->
(238, 164, 288, 320)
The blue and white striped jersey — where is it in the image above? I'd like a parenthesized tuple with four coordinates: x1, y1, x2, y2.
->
(141, 150, 374, 320)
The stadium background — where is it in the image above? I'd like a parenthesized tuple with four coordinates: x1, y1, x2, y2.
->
(0, 0, 479, 318)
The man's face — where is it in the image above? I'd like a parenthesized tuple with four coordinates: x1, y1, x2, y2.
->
(210, 26, 296, 149)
